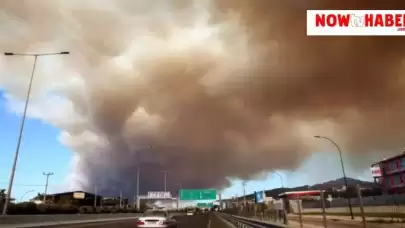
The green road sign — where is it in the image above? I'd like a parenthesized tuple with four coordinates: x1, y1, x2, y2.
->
(179, 189, 217, 200)
(197, 202, 214, 207)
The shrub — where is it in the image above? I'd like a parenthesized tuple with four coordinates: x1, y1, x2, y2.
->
(79, 206, 94, 214)
(7, 202, 39, 214)
(37, 204, 79, 214)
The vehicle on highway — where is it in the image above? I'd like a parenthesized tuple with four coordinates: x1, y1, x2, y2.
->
(136, 209, 177, 228)
(186, 208, 194, 216)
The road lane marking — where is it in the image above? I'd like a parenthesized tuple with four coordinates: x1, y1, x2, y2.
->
(207, 214, 212, 228)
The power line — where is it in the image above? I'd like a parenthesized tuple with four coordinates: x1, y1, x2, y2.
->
(0, 182, 58, 187)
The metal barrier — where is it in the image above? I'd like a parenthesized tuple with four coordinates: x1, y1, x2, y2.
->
(217, 213, 288, 228)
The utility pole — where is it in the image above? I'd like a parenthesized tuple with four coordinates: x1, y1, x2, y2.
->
(42, 172, 54, 203)
(136, 166, 140, 208)
(242, 181, 247, 207)
(119, 190, 123, 208)
(94, 185, 97, 208)
(161, 171, 169, 192)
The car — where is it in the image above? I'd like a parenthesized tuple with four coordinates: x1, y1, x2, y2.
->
(136, 210, 177, 228)
(186, 209, 194, 216)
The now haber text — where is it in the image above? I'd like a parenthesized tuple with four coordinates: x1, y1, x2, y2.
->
(315, 13, 405, 28)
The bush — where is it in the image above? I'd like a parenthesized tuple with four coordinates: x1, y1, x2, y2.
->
(79, 206, 94, 214)
(7, 202, 39, 214)
(37, 204, 79, 214)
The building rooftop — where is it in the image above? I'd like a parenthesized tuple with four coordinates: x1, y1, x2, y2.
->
(371, 151, 405, 166)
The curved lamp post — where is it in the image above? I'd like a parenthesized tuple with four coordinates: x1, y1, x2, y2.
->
(314, 135, 354, 220)
(19, 190, 35, 203)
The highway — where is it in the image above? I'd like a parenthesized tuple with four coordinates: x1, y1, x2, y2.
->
(29, 213, 219, 228)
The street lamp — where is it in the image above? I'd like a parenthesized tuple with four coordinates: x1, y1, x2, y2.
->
(270, 171, 284, 188)
(2, 51, 70, 215)
(314, 135, 354, 220)
(19, 190, 35, 203)
(160, 171, 170, 192)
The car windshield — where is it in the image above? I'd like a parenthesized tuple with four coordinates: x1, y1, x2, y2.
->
(143, 210, 167, 217)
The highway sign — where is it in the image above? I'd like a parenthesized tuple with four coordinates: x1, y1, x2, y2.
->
(197, 202, 214, 207)
(179, 189, 217, 200)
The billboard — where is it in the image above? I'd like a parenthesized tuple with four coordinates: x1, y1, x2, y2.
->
(147, 192, 172, 199)
(371, 165, 382, 177)
(73, 192, 85, 199)
(255, 191, 264, 203)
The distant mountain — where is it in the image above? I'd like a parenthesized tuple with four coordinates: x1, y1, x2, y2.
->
(226, 177, 378, 201)
(310, 177, 376, 190)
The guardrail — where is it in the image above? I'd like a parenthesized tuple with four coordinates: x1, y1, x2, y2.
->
(0, 213, 142, 226)
(217, 213, 289, 228)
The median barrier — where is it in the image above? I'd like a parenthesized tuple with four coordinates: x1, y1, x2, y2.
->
(0, 213, 142, 226)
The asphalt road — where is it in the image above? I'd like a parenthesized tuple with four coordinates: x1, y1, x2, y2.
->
(31, 213, 216, 228)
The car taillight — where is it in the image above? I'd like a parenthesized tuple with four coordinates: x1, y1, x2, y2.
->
(136, 221, 145, 225)
(160, 220, 169, 225)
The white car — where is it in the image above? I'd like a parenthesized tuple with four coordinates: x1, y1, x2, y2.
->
(136, 210, 177, 228)
(186, 210, 194, 216)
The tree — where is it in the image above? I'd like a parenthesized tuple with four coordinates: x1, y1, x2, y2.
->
(1, 189, 6, 209)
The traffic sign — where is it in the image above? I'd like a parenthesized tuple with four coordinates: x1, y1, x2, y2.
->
(196, 202, 214, 207)
(179, 189, 217, 200)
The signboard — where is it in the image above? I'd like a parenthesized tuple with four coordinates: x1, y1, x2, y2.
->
(371, 166, 382, 177)
(255, 191, 264, 203)
(73, 192, 85, 199)
(147, 191, 172, 199)
(196, 202, 213, 207)
(179, 189, 217, 200)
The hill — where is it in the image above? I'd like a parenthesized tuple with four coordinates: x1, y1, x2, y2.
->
(228, 177, 378, 201)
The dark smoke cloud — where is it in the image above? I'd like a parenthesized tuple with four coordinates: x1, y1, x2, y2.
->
(1, 0, 405, 196)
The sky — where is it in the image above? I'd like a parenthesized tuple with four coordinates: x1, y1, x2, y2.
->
(0, 86, 374, 202)
(0, 89, 72, 202)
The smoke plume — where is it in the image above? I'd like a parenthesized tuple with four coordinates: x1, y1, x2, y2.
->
(1, 0, 405, 196)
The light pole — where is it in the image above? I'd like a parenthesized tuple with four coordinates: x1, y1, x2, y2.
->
(136, 166, 140, 208)
(271, 172, 284, 188)
(19, 190, 34, 203)
(94, 185, 98, 208)
(42, 172, 54, 203)
(134, 145, 151, 208)
(161, 171, 169, 192)
(2, 51, 69, 215)
(242, 181, 247, 207)
(314, 135, 354, 220)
